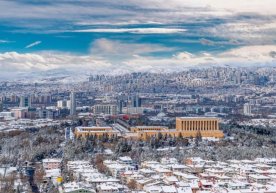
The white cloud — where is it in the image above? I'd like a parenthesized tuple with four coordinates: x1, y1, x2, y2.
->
(130, 0, 276, 15)
(0, 0, 275, 23)
(219, 45, 276, 60)
(75, 20, 163, 26)
(0, 45, 275, 78)
(91, 38, 171, 57)
(25, 41, 42, 48)
(0, 40, 11, 43)
(75, 28, 186, 34)
(0, 51, 111, 73)
(0, 0, 274, 39)
(173, 52, 194, 60)
(118, 45, 276, 72)
(0, 0, 275, 46)
(0, 1, 132, 20)
(206, 21, 276, 45)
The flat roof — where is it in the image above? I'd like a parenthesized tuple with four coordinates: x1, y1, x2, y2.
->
(76, 126, 112, 129)
(76, 126, 113, 132)
(131, 126, 168, 128)
(76, 130, 119, 133)
(177, 117, 219, 119)
(42, 158, 62, 163)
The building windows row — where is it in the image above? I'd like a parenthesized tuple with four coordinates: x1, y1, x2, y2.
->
(180, 120, 218, 131)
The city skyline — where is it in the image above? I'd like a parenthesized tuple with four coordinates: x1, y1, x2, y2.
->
(0, 0, 276, 80)
(0, 2, 276, 192)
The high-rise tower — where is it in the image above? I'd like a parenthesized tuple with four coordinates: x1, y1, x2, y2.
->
(19, 96, 31, 107)
(70, 92, 76, 116)
(243, 103, 252, 116)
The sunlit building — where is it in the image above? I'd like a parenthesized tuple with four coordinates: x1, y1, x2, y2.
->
(75, 117, 224, 140)
(74, 126, 119, 138)
(176, 117, 224, 138)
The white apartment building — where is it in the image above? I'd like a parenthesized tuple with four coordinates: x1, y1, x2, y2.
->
(93, 104, 117, 115)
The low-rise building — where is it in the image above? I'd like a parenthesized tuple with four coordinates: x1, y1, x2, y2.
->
(42, 158, 62, 170)
(74, 126, 120, 138)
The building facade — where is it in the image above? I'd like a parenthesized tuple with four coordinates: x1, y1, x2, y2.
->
(0, 102, 3, 112)
(130, 126, 168, 132)
(19, 96, 31, 107)
(243, 103, 252, 116)
(57, 100, 67, 108)
(75, 117, 224, 140)
(70, 92, 76, 116)
(42, 158, 62, 170)
(175, 117, 224, 138)
(93, 104, 117, 115)
(74, 126, 119, 138)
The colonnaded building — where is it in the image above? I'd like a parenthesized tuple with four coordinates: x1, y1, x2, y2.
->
(175, 117, 223, 138)
(74, 117, 224, 140)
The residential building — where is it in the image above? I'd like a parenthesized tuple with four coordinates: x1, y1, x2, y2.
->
(93, 104, 117, 115)
(243, 103, 252, 116)
(70, 92, 76, 116)
(19, 96, 31, 107)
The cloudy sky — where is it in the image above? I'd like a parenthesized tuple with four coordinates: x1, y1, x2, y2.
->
(0, 0, 276, 79)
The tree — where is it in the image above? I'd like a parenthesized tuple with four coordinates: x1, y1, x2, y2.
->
(127, 179, 137, 190)
(195, 131, 202, 146)
(34, 165, 45, 191)
(157, 132, 163, 140)
(95, 154, 108, 174)
(178, 132, 183, 139)
(183, 138, 189, 146)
